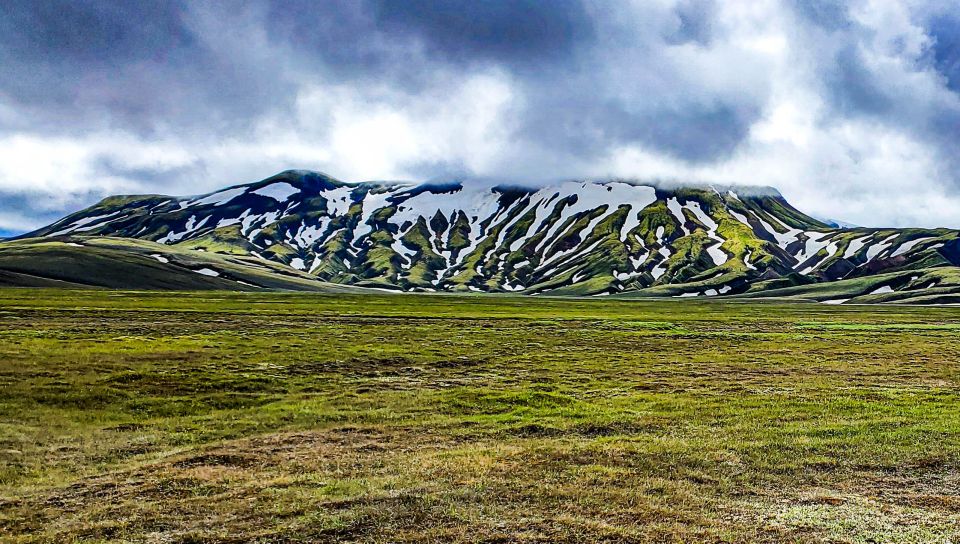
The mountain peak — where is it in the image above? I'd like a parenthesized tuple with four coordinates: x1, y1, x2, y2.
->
(257, 170, 346, 192)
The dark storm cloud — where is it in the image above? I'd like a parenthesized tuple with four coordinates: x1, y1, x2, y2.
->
(0, 1, 296, 136)
(666, 0, 717, 46)
(3, 1, 960, 231)
(369, 0, 594, 65)
(808, 7, 960, 185)
(929, 14, 960, 93)
(825, 45, 893, 116)
(0, 0, 757, 159)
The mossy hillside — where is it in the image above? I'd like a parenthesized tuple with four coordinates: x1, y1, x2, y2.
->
(357, 229, 404, 281)
(174, 225, 257, 255)
(0, 237, 359, 291)
(635, 202, 680, 246)
(397, 218, 446, 287)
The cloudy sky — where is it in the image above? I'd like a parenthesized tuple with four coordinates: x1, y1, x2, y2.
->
(1, 0, 959, 235)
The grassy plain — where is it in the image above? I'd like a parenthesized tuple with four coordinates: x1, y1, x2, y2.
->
(0, 290, 958, 542)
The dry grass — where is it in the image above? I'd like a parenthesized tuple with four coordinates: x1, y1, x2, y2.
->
(0, 290, 958, 542)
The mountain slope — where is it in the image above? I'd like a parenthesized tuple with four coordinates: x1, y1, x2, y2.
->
(0, 236, 364, 292)
(19, 170, 960, 298)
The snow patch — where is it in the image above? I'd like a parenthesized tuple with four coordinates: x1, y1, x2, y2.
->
(864, 234, 899, 262)
(188, 187, 247, 207)
(50, 209, 125, 236)
(891, 236, 936, 258)
(252, 182, 299, 202)
(666, 198, 690, 235)
(843, 235, 869, 258)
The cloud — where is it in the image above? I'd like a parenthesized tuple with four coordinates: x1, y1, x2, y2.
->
(0, 0, 959, 231)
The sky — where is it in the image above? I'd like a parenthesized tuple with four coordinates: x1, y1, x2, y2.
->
(1, 0, 960, 235)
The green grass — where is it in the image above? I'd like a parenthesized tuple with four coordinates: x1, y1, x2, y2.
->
(0, 290, 958, 542)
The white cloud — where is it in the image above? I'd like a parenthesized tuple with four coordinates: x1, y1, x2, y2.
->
(2, 0, 959, 231)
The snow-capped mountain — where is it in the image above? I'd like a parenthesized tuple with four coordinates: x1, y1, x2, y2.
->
(22, 170, 960, 296)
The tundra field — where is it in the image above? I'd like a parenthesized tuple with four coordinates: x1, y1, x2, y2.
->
(1, 290, 959, 543)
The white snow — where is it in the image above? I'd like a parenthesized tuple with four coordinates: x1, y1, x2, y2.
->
(194, 268, 220, 277)
(869, 285, 894, 294)
(537, 239, 605, 278)
(49, 209, 125, 236)
(157, 214, 211, 243)
(390, 183, 505, 272)
(501, 198, 556, 251)
(891, 236, 936, 258)
(796, 235, 838, 274)
(619, 206, 643, 242)
(793, 232, 829, 263)
(188, 187, 247, 207)
(290, 219, 331, 249)
(629, 251, 650, 271)
(65, 242, 83, 247)
(821, 298, 849, 305)
(843, 235, 870, 258)
(290, 257, 306, 270)
(743, 250, 756, 271)
(864, 233, 899, 262)
(666, 198, 690, 235)
(392, 235, 418, 269)
(651, 262, 667, 280)
(149, 253, 169, 263)
(322, 186, 356, 216)
(705, 245, 728, 266)
(728, 209, 752, 228)
(685, 201, 727, 265)
(239, 211, 278, 238)
(252, 182, 299, 202)
(651, 245, 672, 280)
(675, 292, 700, 298)
(756, 215, 801, 249)
(352, 187, 401, 245)
(534, 182, 657, 254)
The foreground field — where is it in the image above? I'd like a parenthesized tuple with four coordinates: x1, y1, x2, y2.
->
(0, 290, 958, 542)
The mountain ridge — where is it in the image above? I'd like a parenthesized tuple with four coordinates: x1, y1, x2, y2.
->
(11, 169, 960, 302)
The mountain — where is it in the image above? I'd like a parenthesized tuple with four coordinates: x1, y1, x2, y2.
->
(0, 236, 363, 292)
(10, 170, 960, 302)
